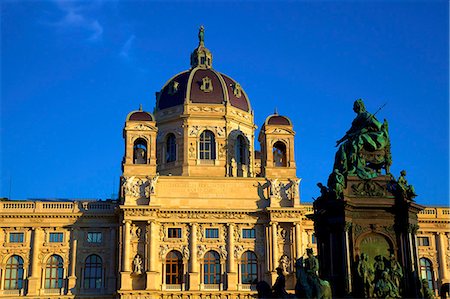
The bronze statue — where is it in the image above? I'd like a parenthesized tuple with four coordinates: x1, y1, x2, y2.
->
(357, 253, 375, 298)
(420, 279, 434, 299)
(333, 99, 390, 180)
(397, 170, 417, 199)
(295, 252, 332, 299)
(374, 271, 400, 298)
(386, 254, 403, 293)
(327, 169, 345, 199)
(272, 267, 288, 298)
(198, 25, 205, 45)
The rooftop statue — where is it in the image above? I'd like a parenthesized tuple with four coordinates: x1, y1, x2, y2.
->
(198, 25, 205, 45)
(332, 99, 391, 181)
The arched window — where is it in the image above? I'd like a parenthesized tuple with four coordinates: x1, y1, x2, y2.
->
(45, 255, 64, 289)
(4, 255, 24, 290)
(204, 251, 221, 284)
(133, 138, 148, 164)
(273, 141, 287, 167)
(236, 135, 247, 165)
(166, 133, 177, 163)
(241, 251, 258, 284)
(166, 250, 183, 285)
(84, 254, 103, 289)
(199, 131, 216, 160)
(420, 258, 434, 291)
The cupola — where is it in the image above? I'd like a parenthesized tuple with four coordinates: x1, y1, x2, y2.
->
(190, 26, 213, 69)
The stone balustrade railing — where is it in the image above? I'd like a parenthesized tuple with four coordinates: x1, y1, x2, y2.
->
(0, 201, 117, 214)
(418, 207, 450, 219)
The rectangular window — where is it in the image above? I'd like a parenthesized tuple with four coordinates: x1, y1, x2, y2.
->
(205, 228, 219, 239)
(312, 234, 317, 244)
(168, 228, 182, 238)
(418, 236, 430, 246)
(9, 232, 24, 243)
(49, 232, 64, 243)
(87, 232, 102, 243)
(242, 229, 256, 239)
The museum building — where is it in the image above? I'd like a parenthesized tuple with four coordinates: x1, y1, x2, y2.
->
(0, 29, 448, 299)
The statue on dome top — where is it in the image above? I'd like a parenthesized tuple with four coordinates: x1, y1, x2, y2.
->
(198, 25, 205, 45)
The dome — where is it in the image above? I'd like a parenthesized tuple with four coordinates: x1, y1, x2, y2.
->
(156, 27, 251, 113)
(264, 113, 292, 126)
(126, 105, 154, 121)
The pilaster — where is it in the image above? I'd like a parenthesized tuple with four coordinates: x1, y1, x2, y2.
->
(27, 227, 41, 296)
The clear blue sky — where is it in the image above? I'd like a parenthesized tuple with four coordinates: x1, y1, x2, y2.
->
(1, 1, 448, 206)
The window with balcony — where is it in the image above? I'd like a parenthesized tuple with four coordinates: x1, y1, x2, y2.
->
(204, 251, 221, 284)
(165, 251, 183, 285)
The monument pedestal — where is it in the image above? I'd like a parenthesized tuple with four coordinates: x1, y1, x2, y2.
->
(314, 175, 424, 298)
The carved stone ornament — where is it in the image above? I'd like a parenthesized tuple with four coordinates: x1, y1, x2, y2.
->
(219, 245, 228, 260)
(168, 80, 179, 95)
(197, 244, 207, 258)
(268, 178, 282, 200)
(131, 124, 155, 131)
(351, 181, 386, 197)
(189, 126, 200, 137)
(182, 245, 190, 260)
(232, 83, 242, 98)
(200, 76, 213, 93)
(234, 245, 244, 259)
(122, 176, 151, 198)
(189, 143, 196, 158)
(159, 244, 169, 260)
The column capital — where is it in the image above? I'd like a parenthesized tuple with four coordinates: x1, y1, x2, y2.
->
(123, 220, 132, 225)
(270, 221, 278, 226)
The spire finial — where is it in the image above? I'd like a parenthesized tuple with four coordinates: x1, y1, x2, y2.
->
(198, 25, 205, 46)
(139, 104, 143, 111)
(274, 107, 278, 115)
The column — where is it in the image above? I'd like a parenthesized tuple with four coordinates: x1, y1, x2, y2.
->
(146, 221, 159, 290)
(438, 232, 449, 281)
(270, 222, 279, 285)
(123, 220, 131, 272)
(227, 223, 237, 290)
(295, 222, 302, 259)
(27, 228, 41, 295)
(189, 223, 200, 290)
(271, 222, 278, 271)
(67, 228, 77, 295)
(120, 220, 132, 290)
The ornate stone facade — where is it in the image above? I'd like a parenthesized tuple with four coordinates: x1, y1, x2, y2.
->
(0, 28, 448, 299)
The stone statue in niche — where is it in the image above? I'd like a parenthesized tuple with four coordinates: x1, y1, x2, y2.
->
(134, 147, 147, 164)
(132, 254, 143, 275)
(279, 254, 290, 275)
(273, 148, 284, 167)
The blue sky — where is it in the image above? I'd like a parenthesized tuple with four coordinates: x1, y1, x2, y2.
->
(1, 1, 448, 206)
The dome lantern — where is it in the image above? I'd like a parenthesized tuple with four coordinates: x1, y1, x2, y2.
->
(190, 26, 213, 69)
